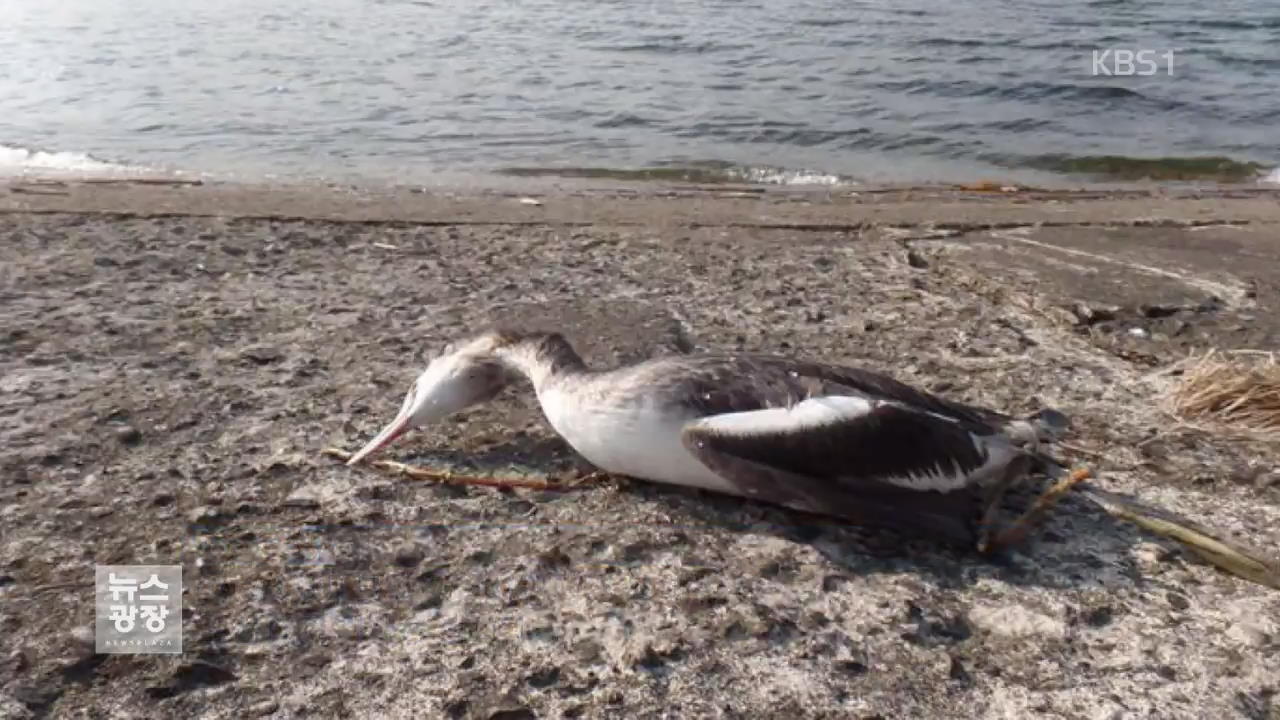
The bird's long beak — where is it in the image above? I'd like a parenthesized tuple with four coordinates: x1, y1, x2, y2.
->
(347, 384, 419, 465)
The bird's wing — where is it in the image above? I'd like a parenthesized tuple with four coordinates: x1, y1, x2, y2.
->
(668, 354, 1014, 433)
(681, 394, 1018, 544)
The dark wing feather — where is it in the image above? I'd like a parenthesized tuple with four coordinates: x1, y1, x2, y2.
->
(693, 399, 991, 486)
(662, 353, 1009, 433)
(681, 396, 1007, 544)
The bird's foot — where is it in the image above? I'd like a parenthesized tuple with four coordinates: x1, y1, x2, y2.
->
(978, 466, 1093, 554)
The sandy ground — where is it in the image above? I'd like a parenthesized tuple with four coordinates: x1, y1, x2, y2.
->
(1, 180, 1279, 719)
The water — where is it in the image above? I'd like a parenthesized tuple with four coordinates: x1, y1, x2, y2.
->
(1, 0, 1276, 186)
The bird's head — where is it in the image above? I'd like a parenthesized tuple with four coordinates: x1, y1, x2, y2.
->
(345, 331, 514, 465)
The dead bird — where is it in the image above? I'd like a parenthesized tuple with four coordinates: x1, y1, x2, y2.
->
(344, 329, 1278, 588)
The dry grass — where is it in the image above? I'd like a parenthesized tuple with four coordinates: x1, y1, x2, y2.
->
(1165, 350, 1280, 441)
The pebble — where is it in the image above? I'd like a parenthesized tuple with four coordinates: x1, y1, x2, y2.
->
(1254, 471, 1280, 490)
(282, 487, 322, 509)
(239, 345, 283, 365)
(69, 626, 96, 654)
(250, 700, 280, 716)
(116, 425, 142, 445)
(188, 506, 220, 524)
(1070, 302, 1118, 325)
(967, 603, 1067, 640)
(1140, 303, 1181, 318)
(573, 639, 603, 663)
(1226, 621, 1271, 648)
(1133, 542, 1173, 573)
(486, 703, 536, 720)
(315, 603, 388, 640)
(195, 557, 216, 575)
(393, 544, 425, 568)
(3, 649, 30, 675)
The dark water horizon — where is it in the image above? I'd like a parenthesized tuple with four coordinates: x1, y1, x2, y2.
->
(1, 0, 1277, 187)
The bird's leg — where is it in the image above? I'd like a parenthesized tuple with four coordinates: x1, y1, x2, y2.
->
(975, 454, 1033, 554)
(980, 466, 1093, 554)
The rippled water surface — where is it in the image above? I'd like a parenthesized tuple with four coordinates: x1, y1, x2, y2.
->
(1, 0, 1276, 185)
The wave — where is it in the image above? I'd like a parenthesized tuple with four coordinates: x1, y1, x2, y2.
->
(499, 163, 849, 186)
(1262, 167, 1280, 185)
(731, 166, 845, 186)
(0, 144, 154, 177)
(1006, 154, 1271, 182)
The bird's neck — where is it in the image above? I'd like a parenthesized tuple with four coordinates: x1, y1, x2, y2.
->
(493, 333, 588, 392)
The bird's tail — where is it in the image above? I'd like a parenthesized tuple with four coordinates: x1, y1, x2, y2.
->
(1074, 484, 1280, 590)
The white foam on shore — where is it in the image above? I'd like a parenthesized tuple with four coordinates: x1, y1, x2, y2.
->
(1262, 166, 1280, 185)
(731, 165, 848, 186)
(0, 144, 154, 177)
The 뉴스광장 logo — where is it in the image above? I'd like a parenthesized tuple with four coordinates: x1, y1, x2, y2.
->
(95, 565, 182, 654)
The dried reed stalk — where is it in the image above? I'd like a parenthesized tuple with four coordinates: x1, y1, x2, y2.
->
(321, 447, 587, 490)
(1165, 349, 1280, 441)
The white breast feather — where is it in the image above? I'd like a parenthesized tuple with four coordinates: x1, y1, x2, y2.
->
(537, 387, 738, 493)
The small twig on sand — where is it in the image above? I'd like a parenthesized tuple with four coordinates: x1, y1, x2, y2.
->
(321, 447, 586, 490)
(9, 186, 71, 195)
(80, 177, 205, 186)
(30, 582, 91, 595)
(1057, 441, 1108, 460)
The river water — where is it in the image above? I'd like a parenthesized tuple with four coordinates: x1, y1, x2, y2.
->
(1, 0, 1276, 186)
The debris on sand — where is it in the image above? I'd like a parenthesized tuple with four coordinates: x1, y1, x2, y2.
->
(1166, 349, 1280, 439)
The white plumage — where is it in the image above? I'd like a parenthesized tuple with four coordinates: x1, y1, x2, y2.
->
(538, 385, 737, 494)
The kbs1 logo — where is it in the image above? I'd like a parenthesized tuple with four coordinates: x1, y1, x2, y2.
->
(1091, 49, 1175, 76)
